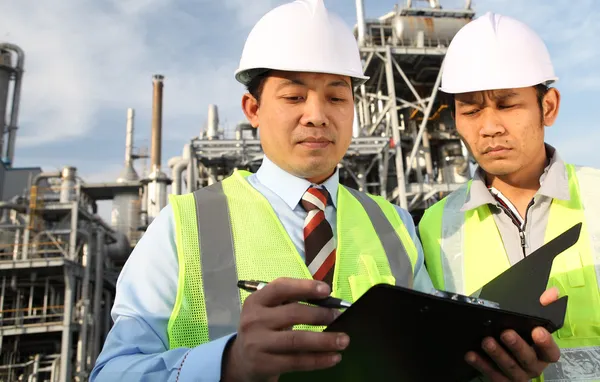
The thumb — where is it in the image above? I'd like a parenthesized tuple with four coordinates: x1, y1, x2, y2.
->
(540, 286, 560, 306)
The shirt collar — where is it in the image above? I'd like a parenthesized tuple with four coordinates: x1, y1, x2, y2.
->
(256, 155, 339, 210)
(461, 143, 570, 212)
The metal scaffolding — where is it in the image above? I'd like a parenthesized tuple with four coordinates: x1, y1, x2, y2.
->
(0, 168, 135, 382)
(0, 43, 147, 381)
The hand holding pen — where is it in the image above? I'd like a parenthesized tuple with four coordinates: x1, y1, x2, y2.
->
(221, 277, 351, 382)
(237, 280, 352, 309)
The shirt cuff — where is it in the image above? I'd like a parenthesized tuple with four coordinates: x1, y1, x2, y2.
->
(177, 333, 236, 382)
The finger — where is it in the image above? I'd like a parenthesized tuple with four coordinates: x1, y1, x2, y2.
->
(539, 287, 560, 306)
(499, 330, 546, 376)
(480, 336, 530, 381)
(266, 330, 350, 354)
(532, 327, 561, 363)
(267, 302, 340, 329)
(464, 351, 509, 382)
(253, 278, 331, 307)
(259, 352, 342, 376)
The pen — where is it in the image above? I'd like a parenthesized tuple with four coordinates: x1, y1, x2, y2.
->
(237, 280, 352, 310)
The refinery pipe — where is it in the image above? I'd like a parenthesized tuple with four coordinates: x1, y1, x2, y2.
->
(0, 43, 25, 166)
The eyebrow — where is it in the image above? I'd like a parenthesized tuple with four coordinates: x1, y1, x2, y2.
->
(276, 78, 351, 91)
(457, 91, 519, 106)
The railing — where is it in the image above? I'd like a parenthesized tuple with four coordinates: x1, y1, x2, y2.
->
(0, 304, 65, 327)
(0, 240, 69, 262)
(365, 24, 453, 49)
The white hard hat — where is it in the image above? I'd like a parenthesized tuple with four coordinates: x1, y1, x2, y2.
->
(234, 0, 369, 86)
(440, 12, 558, 94)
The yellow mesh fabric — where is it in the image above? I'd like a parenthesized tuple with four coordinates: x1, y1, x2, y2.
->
(167, 171, 419, 344)
(336, 187, 396, 301)
(224, 171, 325, 332)
(167, 193, 209, 349)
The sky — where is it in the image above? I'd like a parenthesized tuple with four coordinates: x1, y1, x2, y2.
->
(1, 0, 599, 222)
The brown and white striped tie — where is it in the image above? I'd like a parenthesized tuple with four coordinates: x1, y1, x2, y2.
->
(300, 186, 336, 287)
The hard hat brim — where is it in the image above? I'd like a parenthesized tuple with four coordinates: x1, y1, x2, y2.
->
(235, 67, 370, 87)
(439, 77, 559, 94)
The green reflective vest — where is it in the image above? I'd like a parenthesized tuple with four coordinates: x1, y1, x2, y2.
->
(419, 164, 600, 382)
(166, 169, 419, 349)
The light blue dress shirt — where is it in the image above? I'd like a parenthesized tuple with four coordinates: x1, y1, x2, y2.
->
(90, 156, 434, 382)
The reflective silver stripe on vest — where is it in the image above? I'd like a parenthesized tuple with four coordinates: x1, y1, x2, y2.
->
(193, 183, 241, 341)
(344, 187, 413, 288)
(575, 166, 600, 291)
(439, 183, 470, 294)
(542, 346, 600, 381)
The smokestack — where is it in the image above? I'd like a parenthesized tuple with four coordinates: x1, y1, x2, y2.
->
(355, 0, 366, 47)
(117, 108, 139, 183)
(151, 74, 164, 173)
(125, 108, 134, 166)
(206, 104, 219, 140)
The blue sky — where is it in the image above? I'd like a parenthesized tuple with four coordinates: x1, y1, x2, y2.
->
(1, 0, 598, 215)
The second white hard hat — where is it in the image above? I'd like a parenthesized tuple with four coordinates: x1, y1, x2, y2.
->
(234, 0, 369, 86)
(440, 12, 558, 94)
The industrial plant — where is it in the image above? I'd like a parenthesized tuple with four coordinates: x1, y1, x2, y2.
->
(0, 0, 474, 380)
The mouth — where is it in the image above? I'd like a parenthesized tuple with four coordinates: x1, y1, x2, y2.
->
(298, 137, 333, 149)
(482, 145, 511, 156)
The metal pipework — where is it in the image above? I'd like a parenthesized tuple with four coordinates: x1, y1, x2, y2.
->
(32, 171, 61, 187)
(60, 166, 77, 203)
(355, 0, 366, 47)
(168, 144, 191, 195)
(92, 228, 105, 362)
(0, 43, 25, 166)
(150, 74, 164, 173)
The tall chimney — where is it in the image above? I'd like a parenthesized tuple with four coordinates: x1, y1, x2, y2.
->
(151, 74, 164, 173)
(355, 0, 366, 47)
(125, 108, 134, 166)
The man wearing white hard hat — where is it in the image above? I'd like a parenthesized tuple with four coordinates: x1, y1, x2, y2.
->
(419, 12, 600, 382)
(91, 2, 558, 381)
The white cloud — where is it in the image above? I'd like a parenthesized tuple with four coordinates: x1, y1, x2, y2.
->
(0, 0, 248, 149)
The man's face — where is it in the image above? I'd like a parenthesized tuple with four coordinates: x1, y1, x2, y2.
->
(454, 87, 559, 177)
(242, 71, 354, 183)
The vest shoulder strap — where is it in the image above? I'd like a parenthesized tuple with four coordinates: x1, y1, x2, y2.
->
(418, 181, 471, 292)
(343, 186, 414, 288)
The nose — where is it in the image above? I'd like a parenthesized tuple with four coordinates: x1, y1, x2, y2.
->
(479, 109, 506, 137)
(300, 95, 329, 127)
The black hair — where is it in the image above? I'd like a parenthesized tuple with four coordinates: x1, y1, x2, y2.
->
(246, 70, 357, 103)
(246, 70, 271, 103)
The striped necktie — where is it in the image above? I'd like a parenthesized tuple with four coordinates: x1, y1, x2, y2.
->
(300, 186, 336, 287)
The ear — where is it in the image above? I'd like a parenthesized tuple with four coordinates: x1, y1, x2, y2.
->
(241, 93, 260, 128)
(542, 88, 560, 127)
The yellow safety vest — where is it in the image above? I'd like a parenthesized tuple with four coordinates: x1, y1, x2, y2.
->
(166, 169, 419, 349)
(419, 164, 600, 382)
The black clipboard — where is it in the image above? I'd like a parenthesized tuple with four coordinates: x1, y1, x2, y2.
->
(280, 223, 581, 382)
